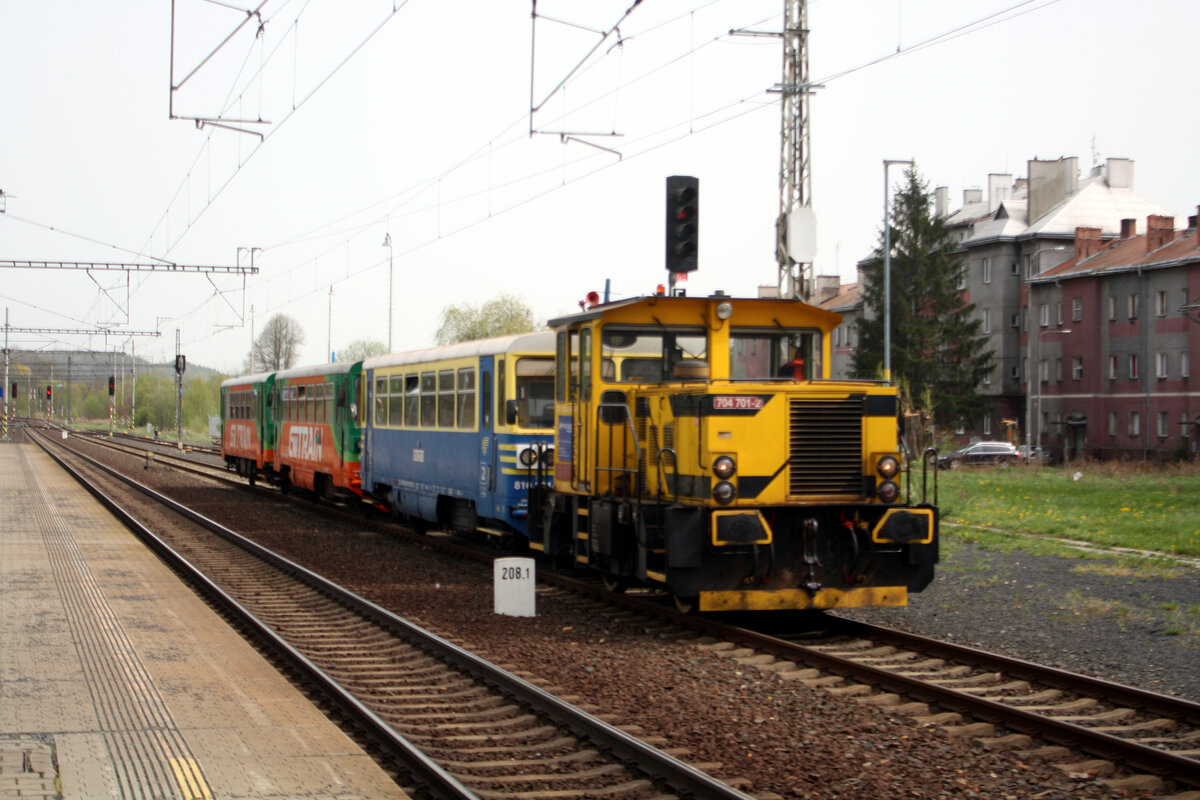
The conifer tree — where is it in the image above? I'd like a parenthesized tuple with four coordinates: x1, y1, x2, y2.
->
(852, 166, 993, 430)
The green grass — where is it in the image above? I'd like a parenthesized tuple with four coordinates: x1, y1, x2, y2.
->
(930, 461, 1200, 557)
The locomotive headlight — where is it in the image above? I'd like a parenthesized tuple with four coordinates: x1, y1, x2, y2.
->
(713, 481, 736, 505)
(518, 447, 538, 468)
(712, 455, 736, 479)
(876, 456, 900, 479)
(876, 480, 900, 503)
(540, 447, 555, 468)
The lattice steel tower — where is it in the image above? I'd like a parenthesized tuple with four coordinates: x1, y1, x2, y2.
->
(776, 0, 813, 301)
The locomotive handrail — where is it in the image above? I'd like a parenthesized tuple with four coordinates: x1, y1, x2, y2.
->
(656, 447, 678, 503)
(594, 398, 641, 473)
(923, 447, 938, 506)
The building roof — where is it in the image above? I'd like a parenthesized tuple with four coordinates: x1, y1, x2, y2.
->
(1035, 225, 1200, 282)
(947, 172, 1171, 246)
(818, 281, 861, 313)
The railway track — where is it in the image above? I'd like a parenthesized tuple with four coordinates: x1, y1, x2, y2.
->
(31, 426, 759, 800)
(34, 422, 1200, 795)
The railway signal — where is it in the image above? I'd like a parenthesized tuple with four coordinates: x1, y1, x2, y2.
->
(665, 175, 698, 273)
(108, 375, 115, 396)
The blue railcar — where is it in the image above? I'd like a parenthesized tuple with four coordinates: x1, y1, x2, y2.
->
(361, 332, 556, 538)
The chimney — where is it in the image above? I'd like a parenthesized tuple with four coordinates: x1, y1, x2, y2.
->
(935, 186, 949, 218)
(1105, 158, 1134, 189)
(1146, 215, 1175, 253)
(1195, 205, 1200, 247)
(1074, 227, 1103, 261)
(1028, 157, 1079, 223)
(1120, 218, 1137, 239)
(963, 188, 983, 206)
(987, 174, 1012, 213)
(816, 275, 841, 303)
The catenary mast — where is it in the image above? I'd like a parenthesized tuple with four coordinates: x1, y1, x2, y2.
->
(776, 0, 814, 302)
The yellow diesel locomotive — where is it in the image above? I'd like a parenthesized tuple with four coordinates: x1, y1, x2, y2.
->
(527, 291, 937, 613)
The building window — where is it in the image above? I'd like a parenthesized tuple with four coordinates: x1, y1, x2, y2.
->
(1158, 411, 1169, 438)
(1184, 412, 1192, 438)
(1108, 411, 1118, 436)
(1010, 313, 1020, 328)
(1021, 358, 1028, 384)
(1056, 301, 1063, 326)
(1071, 297, 1083, 322)
(1156, 290, 1168, 317)
(1011, 262, 1019, 276)
(1055, 358, 1062, 383)
(983, 416, 992, 435)
(1108, 355, 1118, 380)
(1011, 364, 1020, 382)
(957, 269, 966, 291)
(1039, 304, 1049, 327)
(1156, 352, 1169, 379)
(1129, 354, 1139, 380)
(1128, 293, 1139, 320)
(982, 309, 991, 334)
(1039, 359, 1048, 383)
(983, 258, 992, 284)
(1072, 357, 1083, 380)
(983, 370, 991, 386)
(1129, 411, 1140, 437)
(954, 421, 965, 435)
(1183, 352, 1190, 378)
(1108, 295, 1117, 320)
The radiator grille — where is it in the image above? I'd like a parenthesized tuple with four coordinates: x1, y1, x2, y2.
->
(788, 397, 864, 495)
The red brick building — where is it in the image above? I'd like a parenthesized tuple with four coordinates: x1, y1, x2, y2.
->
(1027, 211, 1200, 460)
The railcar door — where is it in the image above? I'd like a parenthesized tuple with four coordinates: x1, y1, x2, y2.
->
(478, 359, 494, 502)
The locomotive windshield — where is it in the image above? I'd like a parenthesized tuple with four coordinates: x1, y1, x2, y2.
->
(730, 328, 822, 380)
(600, 326, 707, 383)
(513, 357, 554, 429)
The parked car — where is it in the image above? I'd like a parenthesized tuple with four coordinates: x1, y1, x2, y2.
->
(937, 441, 1020, 469)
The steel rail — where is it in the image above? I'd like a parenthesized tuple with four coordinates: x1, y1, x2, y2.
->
(34, 428, 757, 800)
(30, 429, 479, 800)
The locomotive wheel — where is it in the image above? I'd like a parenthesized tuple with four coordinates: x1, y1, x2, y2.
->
(673, 594, 696, 614)
(601, 574, 629, 594)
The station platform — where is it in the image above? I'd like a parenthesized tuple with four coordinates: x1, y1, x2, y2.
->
(0, 442, 408, 800)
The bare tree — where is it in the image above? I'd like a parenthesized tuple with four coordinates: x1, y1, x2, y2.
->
(247, 313, 305, 371)
(435, 293, 537, 345)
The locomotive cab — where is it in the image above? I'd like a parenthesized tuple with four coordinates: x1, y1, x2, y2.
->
(531, 293, 938, 613)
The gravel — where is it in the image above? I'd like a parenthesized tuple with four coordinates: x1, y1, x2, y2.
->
(837, 536, 1200, 704)
(77, 441, 1200, 799)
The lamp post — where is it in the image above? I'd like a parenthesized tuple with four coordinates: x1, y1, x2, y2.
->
(1029, 327, 1072, 460)
(882, 159, 913, 383)
(1022, 247, 1068, 460)
(382, 233, 393, 352)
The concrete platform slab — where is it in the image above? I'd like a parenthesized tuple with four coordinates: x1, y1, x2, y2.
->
(0, 442, 408, 799)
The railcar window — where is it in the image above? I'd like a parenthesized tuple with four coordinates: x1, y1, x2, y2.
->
(457, 368, 475, 428)
(420, 373, 436, 427)
(515, 357, 554, 428)
(600, 327, 705, 383)
(437, 369, 456, 428)
(375, 378, 387, 425)
(729, 329, 822, 380)
(389, 375, 404, 426)
(404, 375, 419, 427)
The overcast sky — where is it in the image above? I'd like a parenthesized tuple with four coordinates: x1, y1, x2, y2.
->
(2, 0, 1196, 375)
